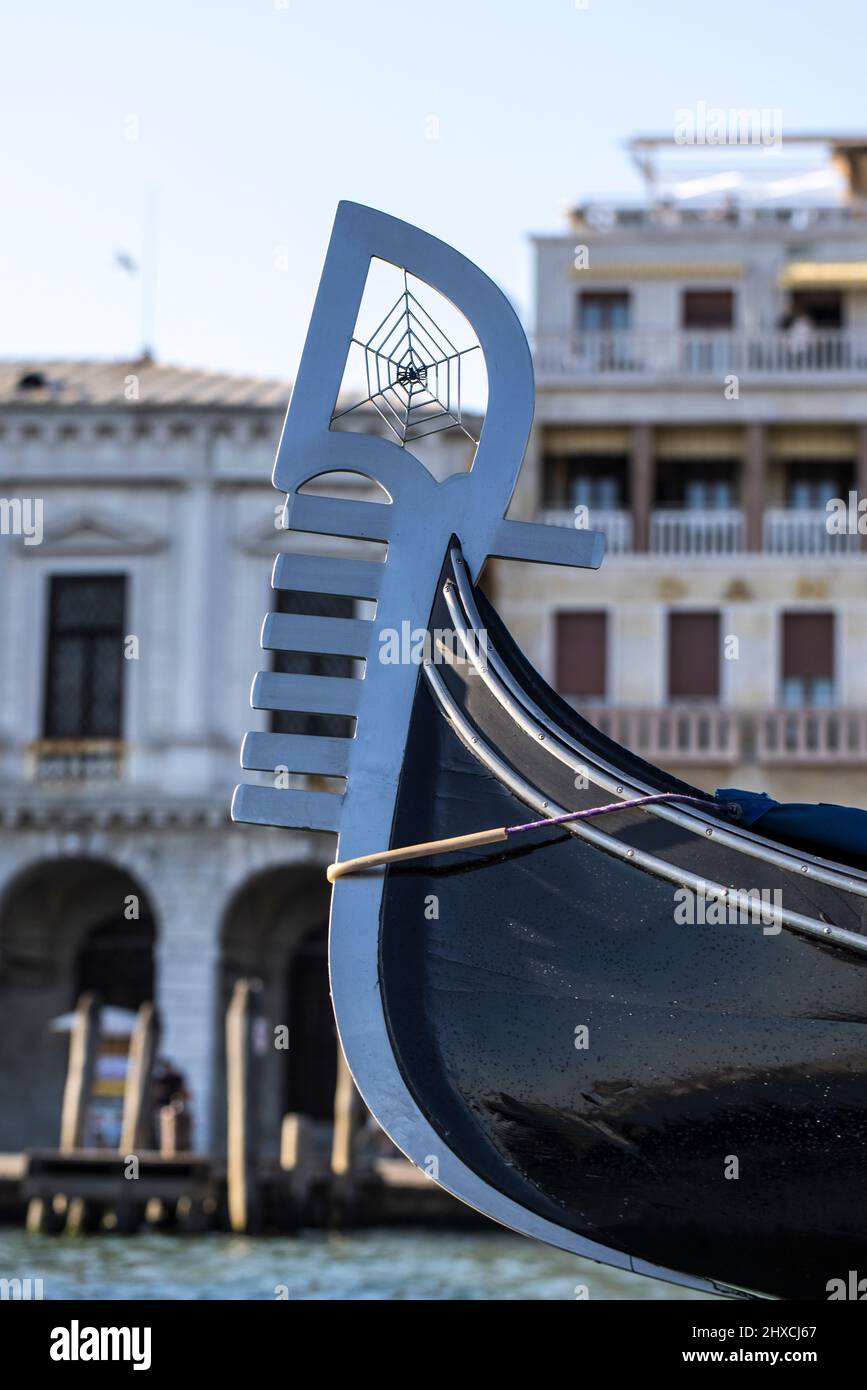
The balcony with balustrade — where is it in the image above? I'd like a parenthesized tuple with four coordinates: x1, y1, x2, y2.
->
(577, 705, 741, 764)
(538, 505, 863, 557)
(573, 706, 867, 767)
(534, 330, 867, 384)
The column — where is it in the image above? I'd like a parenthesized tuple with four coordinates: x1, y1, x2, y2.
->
(509, 421, 543, 521)
(742, 423, 767, 553)
(629, 425, 655, 553)
(153, 840, 223, 1151)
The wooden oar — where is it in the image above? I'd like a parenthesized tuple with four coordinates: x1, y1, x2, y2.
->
(326, 793, 716, 882)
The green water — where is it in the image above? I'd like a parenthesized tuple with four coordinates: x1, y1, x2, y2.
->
(0, 1229, 720, 1300)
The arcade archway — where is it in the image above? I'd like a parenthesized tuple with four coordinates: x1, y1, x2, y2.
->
(0, 858, 157, 1150)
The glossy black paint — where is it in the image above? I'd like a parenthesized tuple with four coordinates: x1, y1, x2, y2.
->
(379, 559, 867, 1300)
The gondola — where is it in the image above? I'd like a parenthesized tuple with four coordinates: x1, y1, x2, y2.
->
(233, 203, 867, 1300)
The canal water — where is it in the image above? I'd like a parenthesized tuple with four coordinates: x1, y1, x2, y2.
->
(0, 1229, 719, 1300)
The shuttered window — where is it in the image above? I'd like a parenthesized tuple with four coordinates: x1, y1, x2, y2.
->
(668, 611, 720, 701)
(555, 612, 607, 701)
(43, 576, 127, 738)
(781, 612, 834, 706)
(682, 290, 734, 329)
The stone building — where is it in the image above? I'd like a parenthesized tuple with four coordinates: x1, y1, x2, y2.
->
(0, 356, 472, 1154)
(0, 358, 321, 1151)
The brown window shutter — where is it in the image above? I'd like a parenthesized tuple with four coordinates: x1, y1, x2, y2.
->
(556, 612, 607, 699)
(668, 612, 720, 700)
(782, 612, 834, 678)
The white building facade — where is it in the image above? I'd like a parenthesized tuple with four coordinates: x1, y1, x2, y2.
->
(0, 356, 473, 1156)
(0, 360, 344, 1153)
(492, 136, 867, 812)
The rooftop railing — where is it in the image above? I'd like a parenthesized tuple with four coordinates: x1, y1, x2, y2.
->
(568, 203, 867, 233)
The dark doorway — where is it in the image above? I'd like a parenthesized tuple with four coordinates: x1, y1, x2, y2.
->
(74, 914, 155, 1012)
(285, 925, 337, 1120)
(789, 291, 843, 329)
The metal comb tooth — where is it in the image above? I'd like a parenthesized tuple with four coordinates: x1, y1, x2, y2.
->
(241, 731, 350, 778)
(261, 611, 371, 660)
(272, 553, 383, 600)
(285, 492, 392, 542)
(231, 783, 343, 833)
(251, 670, 361, 719)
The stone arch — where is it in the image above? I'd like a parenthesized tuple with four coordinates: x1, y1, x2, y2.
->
(214, 861, 334, 1158)
(0, 856, 158, 1150)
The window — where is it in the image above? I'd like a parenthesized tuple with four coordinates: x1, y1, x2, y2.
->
(781, 612, 834, 707)
(785, 461, 853, 511)
(682, 290, 735, 330)
(578, 292, 631, 333)
(542, 456, 627, 510)
(43, 576, 127, 738)
(668, 612, 720, 701)
(567, 458, 626, 511)
(555, 612, 607, 702)
(271, 590, 356, 737)
(657, 460, 737, 511)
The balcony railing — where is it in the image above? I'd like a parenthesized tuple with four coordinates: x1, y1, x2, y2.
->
(538, 507, 866, 556)
(539, 508, 633, 554)
(763, 508, 860, 556)
(25, 739, 126, 783)
(650, 509, 744, 555)
(576, 705, 741, 763)
(757, 709, 867, 763)
(569, 706, 867, 767)
(534, 331, 867, 380)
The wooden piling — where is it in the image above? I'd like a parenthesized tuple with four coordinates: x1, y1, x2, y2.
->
(226, 978, 263, 1233)
(25, 1195, 64, 1235)
(330, 1049, 365, 1223)
(120, 1002, 159, 1154)
(59, 993, 100, 1152)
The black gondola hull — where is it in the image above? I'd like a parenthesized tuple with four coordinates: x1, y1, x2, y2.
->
(380, 567, 867, 1300)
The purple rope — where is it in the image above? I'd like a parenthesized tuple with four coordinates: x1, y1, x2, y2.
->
(506, 792, 720, 836)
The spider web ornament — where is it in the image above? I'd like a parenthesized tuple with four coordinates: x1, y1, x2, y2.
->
(332, 271, 481, 447)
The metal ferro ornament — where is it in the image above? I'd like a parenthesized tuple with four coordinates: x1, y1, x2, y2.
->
(233, 201, 641, 1270)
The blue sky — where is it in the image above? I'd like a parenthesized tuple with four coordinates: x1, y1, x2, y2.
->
(2, 0, 865, 379)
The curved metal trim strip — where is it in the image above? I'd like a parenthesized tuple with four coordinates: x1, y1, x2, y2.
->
(446, 546, 867, 904)
(422, 660, 867, 958)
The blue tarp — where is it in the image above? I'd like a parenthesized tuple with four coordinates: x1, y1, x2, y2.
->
(717, 787, 867, 861)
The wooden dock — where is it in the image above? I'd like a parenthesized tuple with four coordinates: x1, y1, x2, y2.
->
(0, 982, 485, 1235)
(0, 1145, 483, 1234)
